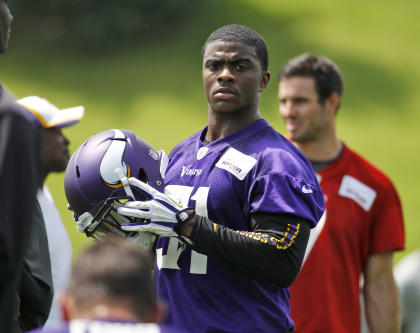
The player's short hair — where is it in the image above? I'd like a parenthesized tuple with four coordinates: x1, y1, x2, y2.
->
(278, 53, 343, 105)
(66, 236, 155, 320)
(202, 24, 269, 71)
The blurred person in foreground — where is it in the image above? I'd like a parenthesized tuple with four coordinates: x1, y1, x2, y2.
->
(16, 96, 84, 330)
(394, 250, 420, 333)
(0, 1, 41, 332)
(116, 24, 325, 332)
(278, 53, 405, 333)
(29, 236, 181, 333)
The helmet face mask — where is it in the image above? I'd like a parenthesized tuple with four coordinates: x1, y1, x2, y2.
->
(65, 129, 167, 240)
(77, 196, 139, 240)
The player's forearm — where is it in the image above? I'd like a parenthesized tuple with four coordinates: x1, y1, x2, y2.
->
(184, 214, 310, 287)
(364, 285, 400, 333)
(364, 253, 401, 333)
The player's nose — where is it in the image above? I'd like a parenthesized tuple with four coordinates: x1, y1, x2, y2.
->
(217, 66, 234, 82)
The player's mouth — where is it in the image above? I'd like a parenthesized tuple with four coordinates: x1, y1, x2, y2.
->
(285, 121, 301, 133)
(214, 87, 238, 100)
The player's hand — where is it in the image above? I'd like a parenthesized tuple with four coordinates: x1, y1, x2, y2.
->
(117, 177, 195, 240)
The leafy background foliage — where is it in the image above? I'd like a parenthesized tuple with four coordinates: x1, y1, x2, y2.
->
(11, 0, 203, 50)
(2, 0, 419, 260)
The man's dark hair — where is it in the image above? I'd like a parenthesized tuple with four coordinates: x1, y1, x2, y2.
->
(202, 24, 269, 71)
(278, 53, 343, 104)
(66, 236, 155, 320)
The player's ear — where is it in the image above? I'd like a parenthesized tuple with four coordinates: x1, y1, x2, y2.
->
(259, 71, 271, 92)
(326, 91, 341, 116)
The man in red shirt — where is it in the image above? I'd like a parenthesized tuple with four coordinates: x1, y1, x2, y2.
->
(278, 53, 405, 333)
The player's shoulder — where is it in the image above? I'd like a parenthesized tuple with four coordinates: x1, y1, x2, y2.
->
(30, 320, 186, 333)
(0, 88, 24, 114)
(342, 145, 395, 189)
(248, 126, 313, 172)
(237, 121, 295, 155)
(0, 89, 39, 134)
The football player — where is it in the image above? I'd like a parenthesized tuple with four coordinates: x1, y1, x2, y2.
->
(116, 24, 325, 332)
(278, 53, 405, 333)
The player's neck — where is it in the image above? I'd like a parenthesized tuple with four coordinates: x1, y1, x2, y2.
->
(294, 132, 342, 162)
(74, 303, 140, 322)
(206, 108, 261, 142)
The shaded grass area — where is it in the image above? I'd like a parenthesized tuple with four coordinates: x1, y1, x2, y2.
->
(1, 0, 419, 259)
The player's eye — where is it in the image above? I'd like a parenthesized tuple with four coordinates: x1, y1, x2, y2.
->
(235, 64, 248, 71)
(207, 62, 221, 71)
(294, 97, 307, 104)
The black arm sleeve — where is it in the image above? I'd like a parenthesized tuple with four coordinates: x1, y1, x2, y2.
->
(190, 212, 311, 287)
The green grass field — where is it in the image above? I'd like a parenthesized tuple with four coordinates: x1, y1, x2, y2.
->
(2, 0, 419, 261)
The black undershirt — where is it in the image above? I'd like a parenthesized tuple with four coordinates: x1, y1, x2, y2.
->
(310, 143, 344, 172)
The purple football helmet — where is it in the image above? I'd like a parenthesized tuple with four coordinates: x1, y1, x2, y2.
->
(64, 129, 168, 240)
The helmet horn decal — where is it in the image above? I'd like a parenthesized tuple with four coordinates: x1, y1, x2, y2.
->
(100, 129, 131, 188)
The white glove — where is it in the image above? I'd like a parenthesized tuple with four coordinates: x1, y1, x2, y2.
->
(117, 177, 195, 240)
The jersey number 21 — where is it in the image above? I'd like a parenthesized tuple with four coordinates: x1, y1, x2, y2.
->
(156, 185, 209, 274)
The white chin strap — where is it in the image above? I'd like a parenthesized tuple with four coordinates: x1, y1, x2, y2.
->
(115, 167, 135, 200)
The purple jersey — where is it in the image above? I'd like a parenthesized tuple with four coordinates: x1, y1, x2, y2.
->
(28, 319, 183, 333)
(155, 119, 324, 332)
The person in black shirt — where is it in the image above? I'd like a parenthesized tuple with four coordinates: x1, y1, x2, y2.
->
(0, 1, 41, 331)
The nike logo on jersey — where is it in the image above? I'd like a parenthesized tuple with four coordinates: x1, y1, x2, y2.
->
(181, 164, 203, 177)
(338, 175, 377, 211)
(216, 148, 257, 180)
(302, 185, 313, 193)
